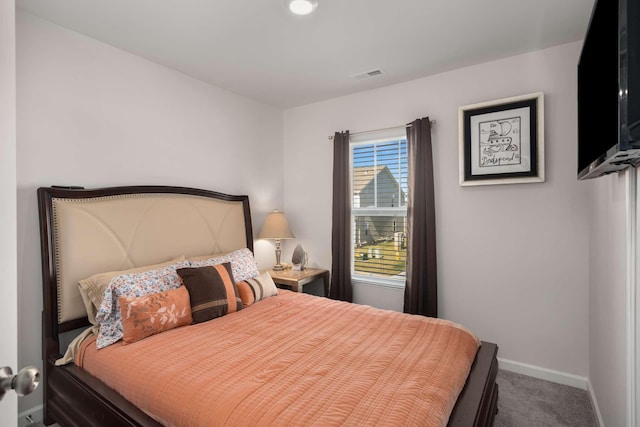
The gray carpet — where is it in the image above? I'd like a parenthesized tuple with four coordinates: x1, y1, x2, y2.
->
(495, 370, 598, 427)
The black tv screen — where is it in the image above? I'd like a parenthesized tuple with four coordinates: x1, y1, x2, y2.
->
(577, 0, 640, 180)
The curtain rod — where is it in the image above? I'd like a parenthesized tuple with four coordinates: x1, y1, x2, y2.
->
(327, 119, 436, 140)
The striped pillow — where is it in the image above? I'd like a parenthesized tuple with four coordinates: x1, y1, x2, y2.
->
(176, 263, 243, 323)
(236, 271, 279, 307)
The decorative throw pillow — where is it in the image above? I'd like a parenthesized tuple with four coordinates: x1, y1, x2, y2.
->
(78, 256, 186, 325)
(188, 248, 259, 282)
(236, 271, 278, 307)
(119, 286, 193, 345)
(235, 281, 256, 307)
(95, 260, 190, 349)
(176, 263, 243, 323)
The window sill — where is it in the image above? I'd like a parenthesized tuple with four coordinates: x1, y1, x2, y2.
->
(352, 275, 405, 289)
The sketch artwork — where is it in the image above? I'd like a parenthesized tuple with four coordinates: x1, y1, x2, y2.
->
(467, 105, 532, 178)
(459, 92, 544, 186)
(479, 117, 521, 168)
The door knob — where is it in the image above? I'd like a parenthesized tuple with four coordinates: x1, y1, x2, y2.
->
(0, 366, 40, 401)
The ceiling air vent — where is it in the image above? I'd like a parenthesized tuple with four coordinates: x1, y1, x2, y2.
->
(351, 68, 384, 80)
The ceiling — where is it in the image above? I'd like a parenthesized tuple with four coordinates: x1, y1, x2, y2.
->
(17, 0, 595, 108)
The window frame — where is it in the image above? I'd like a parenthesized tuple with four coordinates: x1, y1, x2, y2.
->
(349, 131, 408, 287)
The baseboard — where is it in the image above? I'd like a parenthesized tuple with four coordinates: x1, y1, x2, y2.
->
(587, 379, 605, 427)
(17, 404, 43, 427)
(498, 357, 588, 390)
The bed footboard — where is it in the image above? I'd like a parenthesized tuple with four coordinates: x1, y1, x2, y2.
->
(45, 359, 161, 427)
(448, 341, 499, 427)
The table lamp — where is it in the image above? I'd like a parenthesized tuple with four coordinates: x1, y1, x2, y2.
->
(258, 210, 295, 271)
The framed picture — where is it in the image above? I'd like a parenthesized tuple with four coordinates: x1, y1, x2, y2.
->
(458, 92, 544, 186)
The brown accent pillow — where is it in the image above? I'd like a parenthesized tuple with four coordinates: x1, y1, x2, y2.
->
(78, 256, 187, 325)
(176, 263, 243, 323)
(236, 271, 278, 307)
(118, 286, 193, 345)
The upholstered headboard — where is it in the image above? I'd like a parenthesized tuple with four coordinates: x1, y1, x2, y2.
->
(38, 186, 253, 354)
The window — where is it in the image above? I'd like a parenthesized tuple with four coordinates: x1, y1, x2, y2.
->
(351, 133, 407, 284)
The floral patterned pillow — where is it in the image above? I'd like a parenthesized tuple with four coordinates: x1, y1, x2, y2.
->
(119, 286, 193, 345)
(95, 260, 190, 349)
(188, 248, 259, 282)
(78, 256, 187, 326)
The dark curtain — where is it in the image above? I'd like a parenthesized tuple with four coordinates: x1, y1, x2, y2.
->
(404, 118, 437, 317)
(329, 130, 353, 302)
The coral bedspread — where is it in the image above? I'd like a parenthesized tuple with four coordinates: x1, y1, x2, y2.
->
(76, 290, 480, 427)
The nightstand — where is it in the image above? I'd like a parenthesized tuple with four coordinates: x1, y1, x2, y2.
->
(268, 268, 330, 296)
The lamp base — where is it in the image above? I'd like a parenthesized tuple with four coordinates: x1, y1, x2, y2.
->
(273, 243, 284, 271)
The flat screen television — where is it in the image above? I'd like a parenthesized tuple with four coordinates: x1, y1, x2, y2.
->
(578, 0, 640, 180)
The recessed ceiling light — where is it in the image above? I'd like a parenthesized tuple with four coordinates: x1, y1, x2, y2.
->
(288, 0, 318, 16)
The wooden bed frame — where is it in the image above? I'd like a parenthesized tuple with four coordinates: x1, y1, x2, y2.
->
(37, 185, 498, 427)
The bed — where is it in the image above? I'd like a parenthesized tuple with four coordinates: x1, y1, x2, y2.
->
(37, 185, 499, 426)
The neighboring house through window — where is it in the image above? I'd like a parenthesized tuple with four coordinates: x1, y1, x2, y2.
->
(351, 131, 407, 285)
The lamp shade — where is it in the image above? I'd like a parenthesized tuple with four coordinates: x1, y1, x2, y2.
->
(258, 211, 295, 239)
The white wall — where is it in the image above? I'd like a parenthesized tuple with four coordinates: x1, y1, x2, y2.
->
(16, 11, 284, 412)
(588, 171, 629, 426)
(283, 42, 591, 377)
(0, 0, 17, 424)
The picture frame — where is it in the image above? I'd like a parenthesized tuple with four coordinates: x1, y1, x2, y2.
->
(458, 92, 544, 186)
